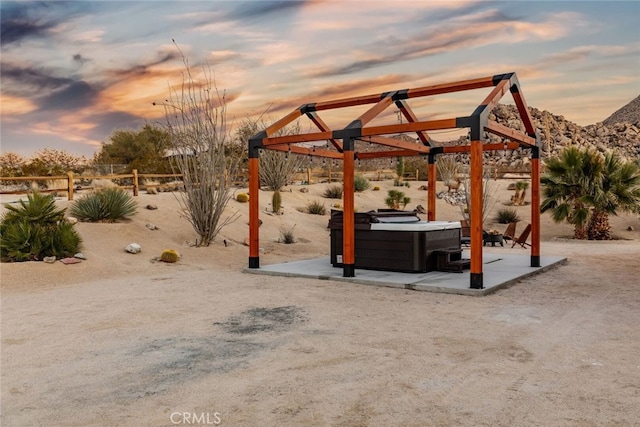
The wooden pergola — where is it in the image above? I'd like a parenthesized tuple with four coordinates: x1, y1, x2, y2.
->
(247, 72, 541, 289)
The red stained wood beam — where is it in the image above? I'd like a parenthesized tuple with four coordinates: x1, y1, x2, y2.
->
(313, 93, 386, 111)
(362, 118, 458, 136)
(470, 139, 484, 288)
(428, 160, 436, 221)
(363, 135, 431, 154)
(356, 149, 423, 159)
(261, 130, 333, 146)
(441, 141, 520, 154)
(531, 156, 541, 263)
(265, 144, 343, 159)
(264, 108, 303, 136)
(406, 75, 496, 98)
(307, 111, 343, 152)
(396, 100, 430, 145)
(354, 94, 395, 127)
(485, 120, 536, 146)
(478, 79, 509, 115)
(248, 157, 260, 261)
(511, 82, 537, 137)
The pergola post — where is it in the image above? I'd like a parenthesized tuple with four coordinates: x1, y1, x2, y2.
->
(469, 138, 484, 289)
(427, 153, 437, 221)
(248, 147, 260, 269)
(530, 146, 541, 267)
(342, 137, 356, 277)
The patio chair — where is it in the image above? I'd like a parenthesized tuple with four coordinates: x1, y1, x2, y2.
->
(511, 223, 531, 248)
(502, 222, 518, 242)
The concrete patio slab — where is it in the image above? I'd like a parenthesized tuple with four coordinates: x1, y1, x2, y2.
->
(243, 251, 567, 296)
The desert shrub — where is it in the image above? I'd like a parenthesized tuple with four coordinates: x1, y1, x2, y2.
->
(323, 184, 343, 199)
(236, 193, 249, 203)
(0, 191, 82, 262)
(91, 179, 117, 189)
(144, 179, 160, 195)
(372, 186, 380, 191)
(272, 190, 282, 214)
(279, 224, 296, 244)
(306, 200, 326, 215)
(494, 208, 521, 224)
(160, 249, 180, 263)
(354, 175, 370, 192)
(70, 188, 137, 222)
(385, 189, 411, 209)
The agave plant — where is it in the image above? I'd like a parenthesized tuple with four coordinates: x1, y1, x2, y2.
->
(70, 188, 137, 222)
(0, 191, 82, 262)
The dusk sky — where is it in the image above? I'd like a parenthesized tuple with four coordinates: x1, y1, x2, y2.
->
(1, 0, 639, 159)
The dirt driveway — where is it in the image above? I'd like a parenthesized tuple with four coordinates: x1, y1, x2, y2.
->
(2, 239, 640, 426)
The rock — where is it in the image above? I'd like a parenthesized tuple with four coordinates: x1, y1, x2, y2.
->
(125, 243, 142, 254)
(146, 223, 159, 230)
(627, 226, 635, 231)
(43, 256, 56, 263)
(74, 252, 87, 260)
(418, 185, 428, 190)
(415, 205, 427, 214)
(66, 216, 78, 224)
(299, 187, 309, 193)
(146, 204, 158, 210)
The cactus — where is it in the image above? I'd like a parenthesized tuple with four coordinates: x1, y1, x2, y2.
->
(160, 249, 180, 263)
(236, 193, 249, 203)
(272, 190, 282, 214)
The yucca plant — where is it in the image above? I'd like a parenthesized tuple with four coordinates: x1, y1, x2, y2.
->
(0, 191, 82, 262)
(385, 189, 411, 210)
(70, 188, 137, 222)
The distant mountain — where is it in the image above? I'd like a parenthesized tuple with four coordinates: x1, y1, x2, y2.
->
(603, 95, 640, 126)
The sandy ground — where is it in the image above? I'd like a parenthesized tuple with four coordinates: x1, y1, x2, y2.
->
(2, 180, 640, 426)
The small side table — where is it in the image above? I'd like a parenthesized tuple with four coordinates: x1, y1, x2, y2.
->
(483, 233, 504, 247)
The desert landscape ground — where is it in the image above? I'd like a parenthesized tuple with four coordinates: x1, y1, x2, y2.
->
(2, 178, 639, 426)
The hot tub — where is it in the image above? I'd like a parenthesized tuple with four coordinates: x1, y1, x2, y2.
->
(328, 210, 462, 273)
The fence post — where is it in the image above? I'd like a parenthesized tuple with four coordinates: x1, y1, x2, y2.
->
(307, 168, 311, 185)
(328, 170, 332, 183)
(67, 171, 74, 201)
(132, 169, 139, 196)
(416, 169, 419, 181)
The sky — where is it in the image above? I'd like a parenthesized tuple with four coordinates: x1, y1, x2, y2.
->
(1, 0, 639, 159)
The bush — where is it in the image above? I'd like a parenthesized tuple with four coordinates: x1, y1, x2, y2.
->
(385, 189, 411, 209)
(354, 175, 370, 192)
(236, 193, 249, 203)
(323, 184, 343, 199)
(279, 224, 296, 244)
(70, 188, 137, 222)
(494, 208, 521, 224)
(306, 200, 327, 215)
(373, 186, 380, 191)
(0, 191, 82, 262)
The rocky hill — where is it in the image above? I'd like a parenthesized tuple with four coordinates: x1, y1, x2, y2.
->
(603, 95, 640, 126)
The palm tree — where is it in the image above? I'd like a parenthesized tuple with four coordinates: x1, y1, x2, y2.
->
(587, 151, 640, 240)
(541, 147, 640, 240)
(540, 147, 602, 239)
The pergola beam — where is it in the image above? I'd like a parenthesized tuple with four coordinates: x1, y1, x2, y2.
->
(485, 120, 536, 146)
(395, 99, 431, 145)
(267, 144, 343, 159)
(359, 135, 431, 154)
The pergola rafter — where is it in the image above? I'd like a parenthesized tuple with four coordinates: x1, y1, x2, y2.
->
(248, 72, 541, 290)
